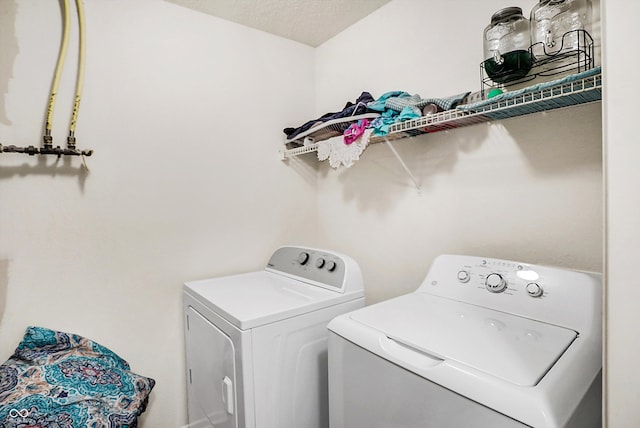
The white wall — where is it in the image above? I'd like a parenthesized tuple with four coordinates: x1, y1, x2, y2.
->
(0, 1, 317, 426)
(314, 0, 603, 304)
(602, 1, 640, 426)
(0, 0, 617, 427)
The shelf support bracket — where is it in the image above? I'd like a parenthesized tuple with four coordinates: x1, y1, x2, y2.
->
(383, 137, 421, 193)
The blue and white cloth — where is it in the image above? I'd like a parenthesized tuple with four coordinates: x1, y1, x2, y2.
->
(0, 326, 155, 428)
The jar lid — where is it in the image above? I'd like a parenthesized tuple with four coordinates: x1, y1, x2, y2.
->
(490, 7, 524, 24)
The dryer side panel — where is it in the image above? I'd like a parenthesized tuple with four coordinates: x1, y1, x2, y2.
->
(186, 306, 238, 428)
(251, 298, 365, 428)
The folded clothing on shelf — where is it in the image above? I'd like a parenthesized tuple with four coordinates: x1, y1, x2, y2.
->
(284, 92, 375, 141)
(284, 89, 472, 143)
(368, 90, 470, 136)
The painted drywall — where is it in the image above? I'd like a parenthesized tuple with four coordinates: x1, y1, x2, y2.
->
(0, 1, 317, 426)
(0, 0, 615, 427)
(602, 1, 640, 426)
(314, 0, 603, 304)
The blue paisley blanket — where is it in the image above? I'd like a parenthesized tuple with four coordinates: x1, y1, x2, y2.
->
(0, 326, 155, 428)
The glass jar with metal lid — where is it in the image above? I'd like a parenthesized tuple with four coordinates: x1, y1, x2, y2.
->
(530, 0, 593, 60)
(483, 7, 533, 84)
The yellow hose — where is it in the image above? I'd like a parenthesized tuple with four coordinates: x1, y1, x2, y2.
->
(68, 0, 85, 142)
(44, 0, 71, 145)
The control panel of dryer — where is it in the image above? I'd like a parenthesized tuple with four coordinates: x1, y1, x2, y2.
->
(417, 254, 601, 332)
(265, 246, 363, 294)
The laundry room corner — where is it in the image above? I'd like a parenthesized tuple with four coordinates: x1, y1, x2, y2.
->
(313, 0, 603, 305)
(3, 0, 625, 425)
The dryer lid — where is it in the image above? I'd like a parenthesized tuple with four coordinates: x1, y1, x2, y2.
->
(185, 271, 363, 330)
(349, 293, 577, 387)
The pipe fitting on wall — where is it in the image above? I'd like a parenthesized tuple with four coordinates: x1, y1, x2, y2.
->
(42, 134, 53, 149)
(67, 133, 76, 149)
(1, 144, 93, 157)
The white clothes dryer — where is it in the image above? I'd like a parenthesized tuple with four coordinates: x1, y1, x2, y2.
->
(328, 254, 601, 428)
(183, 246, 365, 428)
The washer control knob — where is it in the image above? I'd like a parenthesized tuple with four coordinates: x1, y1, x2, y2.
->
(297, 252, 310, 265)
(526, 282, 544, 298)
(326, 260, 337, 272)
(316, 258, 326, 269)
(457, 270, 470, 283)
(485, 273, 507, 293)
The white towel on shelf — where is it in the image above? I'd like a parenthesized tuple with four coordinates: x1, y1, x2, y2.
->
(317, 129, 372, 169)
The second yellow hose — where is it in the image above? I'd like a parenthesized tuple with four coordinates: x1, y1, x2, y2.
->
(68, 0, 85, 138)
(44, 0, 71, 145)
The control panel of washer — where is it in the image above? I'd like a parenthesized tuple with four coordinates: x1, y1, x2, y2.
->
(265, 246, 363, 293)
(456, 260, 544, 298)
(417, 254, 601, 328)
(452, 258, 547, 298)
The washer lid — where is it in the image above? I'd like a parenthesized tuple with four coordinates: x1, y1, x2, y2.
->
(185, 271, 363, 330)
(350, 293, 577, 387)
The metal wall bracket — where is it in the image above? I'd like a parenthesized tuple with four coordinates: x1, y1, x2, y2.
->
(383, 137, 421, 193)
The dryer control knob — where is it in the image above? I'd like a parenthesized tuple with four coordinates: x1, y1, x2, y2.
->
(316, 258, 326, 268)
(526, 282, 544, 297)
(457, 270, 470, 283)
(326, 260, 337, 272)
(485, 273, 507, 293)
(297, 252, 310, 265)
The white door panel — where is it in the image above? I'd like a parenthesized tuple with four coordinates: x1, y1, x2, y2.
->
(186, 306, 238, 428)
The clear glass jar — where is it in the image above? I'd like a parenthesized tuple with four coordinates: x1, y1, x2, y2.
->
(483, 7, 533, 84)
(530, 0, 593, 60)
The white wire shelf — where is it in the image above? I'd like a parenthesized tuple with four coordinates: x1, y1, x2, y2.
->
(280, 70, 602, 160)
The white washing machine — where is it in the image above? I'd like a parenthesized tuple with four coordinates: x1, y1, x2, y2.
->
(328, 254, 602, 428)
(183, 246, 365, 428)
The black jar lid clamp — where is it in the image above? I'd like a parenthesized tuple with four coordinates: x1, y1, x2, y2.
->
(490, 7, 524, 24)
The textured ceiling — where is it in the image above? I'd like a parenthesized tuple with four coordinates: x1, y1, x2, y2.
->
(165, 0, 391, 47)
